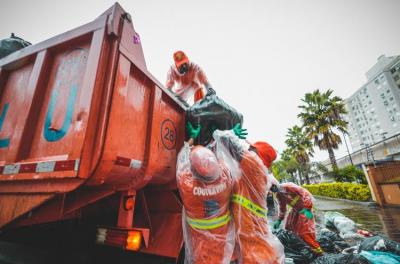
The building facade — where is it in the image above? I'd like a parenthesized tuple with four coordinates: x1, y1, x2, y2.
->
(346, 55, 400, 152)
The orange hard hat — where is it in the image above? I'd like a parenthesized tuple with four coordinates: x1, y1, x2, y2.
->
(252, 141, 277, 168)
(190, 146, 220, 179)
(173, 50, 189, 68)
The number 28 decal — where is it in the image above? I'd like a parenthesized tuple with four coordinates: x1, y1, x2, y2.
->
(161, 119, 177, 150)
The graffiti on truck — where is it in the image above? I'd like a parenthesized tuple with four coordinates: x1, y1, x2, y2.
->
(0, 48, 88, 148)
(0, 103, 10, 148)
(44, 48, 88, 142)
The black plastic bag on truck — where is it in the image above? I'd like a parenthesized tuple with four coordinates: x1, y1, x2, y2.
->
(0, 33, 31, 59)
(317, 229, 350, 253)
(273, 229, 316, 264)
(186, 88, 243, 146)
(311, 253, 370, 264)
(358, 235, 400, 255)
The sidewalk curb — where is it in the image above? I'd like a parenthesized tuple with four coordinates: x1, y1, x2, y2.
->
(314, 195, 377, 207)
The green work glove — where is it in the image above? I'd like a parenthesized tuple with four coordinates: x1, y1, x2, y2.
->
(299, 208, 313, 219)
(273, 219, 282, 230)
(232, 123, 248, 139)
(186, 122, 201, 139)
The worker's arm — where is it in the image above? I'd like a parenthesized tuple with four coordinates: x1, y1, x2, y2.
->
(213, 129, 247, 162)
(193, 65, 211, 102)
(193, 88, 205, 102)
(165, 67, 175, 90)
(277, 193, 287, 220)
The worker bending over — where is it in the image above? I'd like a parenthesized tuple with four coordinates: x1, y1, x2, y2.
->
(166, 50, 212, 104)
(176, 123, 234, 264)
(272, 182, 323, 255)
(213, 127, 284, 264)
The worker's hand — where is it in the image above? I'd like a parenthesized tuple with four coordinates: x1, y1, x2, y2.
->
(186, 122, 201, 139)
(273, 219, 282, 230)
(299, 208, 313, 219)
(232, 123, 248, 139)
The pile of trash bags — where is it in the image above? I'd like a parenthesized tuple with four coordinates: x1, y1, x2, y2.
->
(273, 229, 317, 263)
(317, 229, 350, 253)
(311, 253, 370, 264)
(357, 236, 400, 264)
(275, 220, 400, 264)
(271, 210, 400, 264)
(323, 211, 363, 239)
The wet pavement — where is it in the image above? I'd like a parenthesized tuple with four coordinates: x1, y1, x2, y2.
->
(312, 197, 400, 242)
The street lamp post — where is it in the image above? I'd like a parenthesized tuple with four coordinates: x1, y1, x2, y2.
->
(342, 132, 354, 166)
(361, 142, 376, 167)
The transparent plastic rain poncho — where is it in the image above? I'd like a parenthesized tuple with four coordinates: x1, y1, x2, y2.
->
(212, 130, 285, 264)
(275, 182, 320, 250)
(166, 62, 208, 104)
(176, 142, 235, 264)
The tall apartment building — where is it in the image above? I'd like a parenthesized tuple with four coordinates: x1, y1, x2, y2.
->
(346, 55, 400, 151)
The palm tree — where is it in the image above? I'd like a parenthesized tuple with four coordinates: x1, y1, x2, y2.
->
(298, 89, 348, 170)
(271, 160, 291, 182)
(273, 151, 301, 184)
(285, 125, 314, 184)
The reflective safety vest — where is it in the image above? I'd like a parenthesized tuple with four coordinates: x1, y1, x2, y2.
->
(232, 194, 268, 218)
(289, 195, 300, 207)
(186, 212, 231, 230)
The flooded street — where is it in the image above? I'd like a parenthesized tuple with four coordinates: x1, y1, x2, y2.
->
(313, 197, 400, 242)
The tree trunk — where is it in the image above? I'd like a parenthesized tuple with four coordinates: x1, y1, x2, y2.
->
(328, 147, 338, 170)
(303, 165, 311, 185)
(290, 172, 296, 184)
(297, 170, 304, 185)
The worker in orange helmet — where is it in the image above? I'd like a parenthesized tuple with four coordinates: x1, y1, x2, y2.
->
(176, 122, 234, 264)
(213, 126, 284, 264)
(166, 50, 212, 104)
(272, 182, 324, 255)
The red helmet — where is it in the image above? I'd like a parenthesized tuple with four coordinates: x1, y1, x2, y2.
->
(190, 146, 220, 179)
(253, 141, 277, 168)
(173, 50, 189, 68)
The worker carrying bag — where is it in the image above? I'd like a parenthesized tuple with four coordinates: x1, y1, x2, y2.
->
(212, 130, 285, 264)
(176, 143, 235, 264)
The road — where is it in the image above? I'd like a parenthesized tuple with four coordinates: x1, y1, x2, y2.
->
(313, 197, 400, 242)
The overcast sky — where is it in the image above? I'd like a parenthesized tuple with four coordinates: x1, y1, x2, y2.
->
(1, 0, 400, 162)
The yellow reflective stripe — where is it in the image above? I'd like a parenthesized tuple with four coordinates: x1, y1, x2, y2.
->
(186, 212, 231, 230)
(232, 194, 268, 218)
(289, 195, 300, 207)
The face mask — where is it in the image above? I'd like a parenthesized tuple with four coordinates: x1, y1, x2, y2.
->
(178, 63, 189, 74)
(271, 184, 279, 193)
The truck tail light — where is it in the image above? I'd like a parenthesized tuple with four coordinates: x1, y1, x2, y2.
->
(96, 228, 143, 251)
(126, 230, 142, 251)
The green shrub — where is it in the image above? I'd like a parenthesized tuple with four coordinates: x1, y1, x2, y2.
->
(329, 165, 367, 183)
(303, 182, 371, 201)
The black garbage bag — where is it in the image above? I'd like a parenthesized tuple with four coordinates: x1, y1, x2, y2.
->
(273, 229, 317, 264)
(317, 229, 350, 253)
(358, 235, 400, 255)
(186, 89, 243, 146)
(311, 253, 370, 264)
(0, 33, 31, 59)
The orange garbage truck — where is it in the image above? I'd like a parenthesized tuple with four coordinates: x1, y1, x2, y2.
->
(0, 3, 188, 262)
